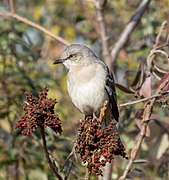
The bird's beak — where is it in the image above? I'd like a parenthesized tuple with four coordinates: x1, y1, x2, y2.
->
(53, 59, 63, 64)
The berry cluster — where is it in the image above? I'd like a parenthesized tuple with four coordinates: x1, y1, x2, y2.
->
(75, 116, 127, 176)
(15, 87, 62, 136)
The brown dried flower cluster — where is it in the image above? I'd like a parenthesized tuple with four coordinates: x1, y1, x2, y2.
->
(75, 116, 127, 176)
(15, 87, 62, 136)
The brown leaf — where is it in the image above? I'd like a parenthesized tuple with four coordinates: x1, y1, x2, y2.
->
(131, 61, 145, 90)
(139, 76, 151, 97)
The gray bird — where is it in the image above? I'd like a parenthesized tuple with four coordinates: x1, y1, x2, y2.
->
(53, 44, 119, 125)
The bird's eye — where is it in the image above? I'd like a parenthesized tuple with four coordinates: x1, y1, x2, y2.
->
(69, 54, 74, 58)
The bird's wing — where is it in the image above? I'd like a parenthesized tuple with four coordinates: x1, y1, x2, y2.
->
(105, 71, 119, 122)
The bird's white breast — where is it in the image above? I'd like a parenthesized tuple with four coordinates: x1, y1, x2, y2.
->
(67, 63, 108, 115)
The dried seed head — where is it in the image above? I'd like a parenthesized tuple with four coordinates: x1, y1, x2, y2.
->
(15, 87, 63, 136)
(75, 116, 127, 176)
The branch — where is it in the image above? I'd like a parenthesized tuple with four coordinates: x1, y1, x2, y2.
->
(119, 21, 169, 180)
(111, 0, 151, 62)
(119, 90, 169, 107)
(94, 0, 113, 70)
(0, 10, 70, 46)
(119, 77, 169, 180)
(9, 0, 14, 14)
(40, 127, 63, 180)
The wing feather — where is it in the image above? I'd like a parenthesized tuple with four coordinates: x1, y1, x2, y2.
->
(105, 71, 119, 122)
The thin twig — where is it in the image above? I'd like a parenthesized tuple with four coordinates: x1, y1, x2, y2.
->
(40, 127, 63, 180)
(60, 143, 76, 172)
(146, 21, 168, 77)
(111, 0, 151, 63)
(94, 0, 113, 70)
(152, 71, 161, 80)
(0, 12, 70, 46)
(119, 90, 169, 107)
(153, 49, 169, 60)
(153, 64, 168, 74)
(154, 21, 168, 48)
(154, 42, 169, 50)
(64, 159, 73, 180)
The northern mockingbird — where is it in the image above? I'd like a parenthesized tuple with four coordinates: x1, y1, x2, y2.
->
(53, 44, 119, 125)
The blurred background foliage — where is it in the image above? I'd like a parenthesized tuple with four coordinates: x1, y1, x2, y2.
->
(0, 0, 169, 179)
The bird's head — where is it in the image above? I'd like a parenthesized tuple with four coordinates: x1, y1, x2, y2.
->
(53, 44, 97, 70)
